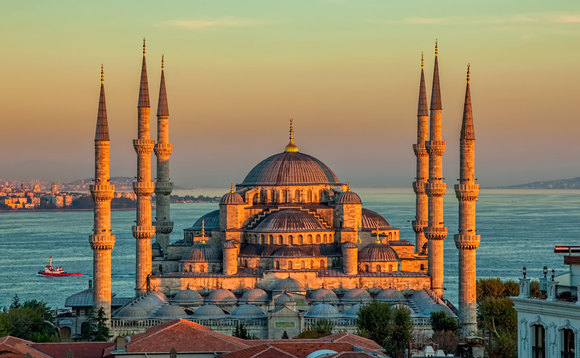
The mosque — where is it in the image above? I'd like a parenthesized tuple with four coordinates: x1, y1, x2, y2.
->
(61, 41, 480, 341)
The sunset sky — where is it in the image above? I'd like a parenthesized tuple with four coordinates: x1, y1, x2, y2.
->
(1, 0, 579, 188)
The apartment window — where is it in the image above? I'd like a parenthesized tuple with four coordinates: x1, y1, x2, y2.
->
(562, 329, 575, 358)
(532, 324, 545, 358)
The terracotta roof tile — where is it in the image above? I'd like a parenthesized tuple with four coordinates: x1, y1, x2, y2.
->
(30, 342, 113, 358)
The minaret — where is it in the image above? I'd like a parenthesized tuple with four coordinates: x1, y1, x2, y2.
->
(455, 64, 480, 337)
(89, 66, 116, 320)
(424, 41, 447, 298)
(133, 40, 155, 295)
(412, 53, 429, 254)
(154, 55, 174, 251)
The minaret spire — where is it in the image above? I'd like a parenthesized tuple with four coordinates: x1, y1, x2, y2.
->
(90, 66, 116, 323)
(412, 52, 429, 256)
(455, 64, 480, 337)
(133, 40, 155, 296)
(424, 41, 448, 298)
(154, 54, 174, 251)
(284, 119, 299, 152)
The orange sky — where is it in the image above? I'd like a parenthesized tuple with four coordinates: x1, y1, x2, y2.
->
(1, 1, 579, 188)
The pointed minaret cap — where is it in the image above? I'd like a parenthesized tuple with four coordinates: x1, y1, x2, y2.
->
(418, 52, 428, 116)
(95, 65, 110, 141)
(157, 54, 169, 116)
(430, 40, 442, 111)
(138, 38, 150, 108)
(284, 119, 299, 152)
(461, 64, 475, 140)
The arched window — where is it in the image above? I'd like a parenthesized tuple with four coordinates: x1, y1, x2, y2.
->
(377, 265, 382, 273)
(388, 264, 393, 272)
(320, 260, 325, 269)
(301, 260, 305, 269)
(323, 234, 327, 242)
(316, 234, 321, 244)
(275, 261, 280, 270)
(244, 260, 248, 267)
(253, 194, 259, 205)
(261, 235, 265, 244)
(289, 235, 294, 245)
(311, 260, 315, 268)
(288, 261, 293, 269)
(420, 264, 425, 271)
(159, 265, 163, 273)
(295, 189, 301, 203)
(307, 234, 313, 244)
(562, 329, 575, 358)
(298, 235, 303, 244)
(532, 325, 545, 358)
(269, 235, 274, 245)
(307, 189, 313, 202)
(388, 232, 392, 240)
(200, 265, 205, 273)
(284, 190, 291, 203)
(278, 235, 284, 245)
(364, 264, 369, 272)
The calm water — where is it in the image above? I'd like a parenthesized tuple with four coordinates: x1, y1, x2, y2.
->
(0, 188, 578, 309)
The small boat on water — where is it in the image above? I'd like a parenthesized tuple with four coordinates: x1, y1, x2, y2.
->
(38, 256, 82, 277)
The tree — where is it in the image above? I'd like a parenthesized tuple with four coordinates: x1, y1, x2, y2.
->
(357, 302, 413, 358)
(76, 307, 111, 341)
(0, 297, 58, 342)
(296, 318, 334, 338)
(233, 322, 255, 339)
(430, 311, 459, 333)
(95, 307, 111, 341)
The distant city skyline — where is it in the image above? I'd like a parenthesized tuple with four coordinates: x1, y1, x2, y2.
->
(1, 0, 579, 188)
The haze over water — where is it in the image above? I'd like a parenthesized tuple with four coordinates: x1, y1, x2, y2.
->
(0, 188, 577, 309)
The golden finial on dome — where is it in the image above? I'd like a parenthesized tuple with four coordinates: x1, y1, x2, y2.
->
(421, 52, 424, 69)
(347, 182, 351, 192)
(143, 38, 146, 55)
(284, 118, 299, 152)
(161, 54, 164, 70)
(374, 220, 381, 243)
(100, 64, 104, 84)
(467, 63, 470, 83)
(230, 183, 234, 193)
(435, 40, 438, 56)
(201, 219, 205, 244)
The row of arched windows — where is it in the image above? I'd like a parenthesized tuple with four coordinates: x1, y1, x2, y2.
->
(360, 263, 395, 273)
(249, 188, 335, 205)
(245, 233, 334, 245)
(240, 258, 326, 270)
(531, 324, 575, 358)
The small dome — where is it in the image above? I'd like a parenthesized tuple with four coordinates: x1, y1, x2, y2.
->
(231, 304, 266, 319)
(309, 288, 338, 303)
(220, 191, 244, 205)
(359, 243, 398, 262)
(361, 209, 391, 229)
(240, 288, 269, 304)
(116, 304, 148, 319)
(376, 288, 402, 302)
(150, 290, 168, 303)
(342, 242, 357, 249)
(206, 289, 237, 305)
(241, 151, 340, 186)
(305, 303, 340, 318)
(155, 304, 187, 319)
(345, 303, 362, 317)
(342, 288, 371, 303)
(251, 209, 328, 233)
(189, 210, 220, 231)
(173, 288, 203, 305)
(193, 304, 226, 318)
(275, 292, 295, 306)
(224, 240, 237, 249)
(183, 243, 222, 262)
(336, 191, 361, 204)
(273, 277, 306, 293)
(272, 246, 306, 257)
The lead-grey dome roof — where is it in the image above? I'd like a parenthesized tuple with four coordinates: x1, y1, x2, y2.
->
(173, 288, 203, 305)
(193, 304, 226, 318)
(309, 288, 339, 303)
(275, 292, 295, 306)
(342, 288, 371, 303)
(155, 304, 188, 319)
(251, 209, 328, 233)
(240, 288, 269, 304)
(182, 243, 222, 262)
(361, 209, 391, 229)
(273, 277, 306, 293)
(189, 210, 220, 231)
(359, 243, 398, 262)
(241, 152, 340, 186)
(305, 303, 340, 318)
(231, 304, 266, 319)
(115, 304, 148, 319)
(376, 288, 403, 302)
(206, 289, 237, 305)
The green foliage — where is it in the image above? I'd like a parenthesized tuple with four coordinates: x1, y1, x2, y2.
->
(232, 322, 255, 339)
(296, 319, 334, 338)
(503, 280, 520, 297)
(530, 280, 541, 298)
(357, 302, 413, 358)
(430, 311, 459, 333)
(76, 307, 111, 341)
(0, 295, 58, 342)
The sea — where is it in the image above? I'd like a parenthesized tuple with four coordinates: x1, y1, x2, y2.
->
(0, 188, 578, 310)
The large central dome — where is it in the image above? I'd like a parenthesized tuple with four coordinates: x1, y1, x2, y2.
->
(241, 151, 341, 186)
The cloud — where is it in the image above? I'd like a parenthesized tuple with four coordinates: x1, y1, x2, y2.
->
(160, 17, 262, 30)
(367, 13, 580, 26)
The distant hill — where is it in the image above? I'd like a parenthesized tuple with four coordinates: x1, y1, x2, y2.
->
(497, 177, 580, 189)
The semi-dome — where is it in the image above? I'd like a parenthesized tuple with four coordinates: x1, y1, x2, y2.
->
(336, 190, 361, 205)
(342, 288, 371, 303)
(359, 243, 399, 262)
(115, 304, 148, 319)
(272, 246, 307, 257)
(273, 277, 306, 293)
(241, 152, 341, 186)
(376, 288, 403, 302)
(309, 288, 338, 303)
(361, 209, 391, 229)
(172, 288, 203, 305)
(240, 288, 269, 304)
(231, 304, 266, 319)
(193, 304, 226, 318)
(182, 243, 222, 262)
(220, 191, 244, 205)
(342, 242, 357, 249)
(189, 210, 220, 231)
(206, 289, 237, 305)
(305, 303, 340, 318)
(155, 304, 187, 319)
(251, 209, 329, 233)
(274, 292, 295, 306)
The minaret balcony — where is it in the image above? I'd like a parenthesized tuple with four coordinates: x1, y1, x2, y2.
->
(412, 181, 427, 194)
(89, 234, 116, 250)
(154, 220, 174, 234)
(412, 220, 428, 233)
(425, 140, 446, 156)
(132, 226, 156, 240)
(425, 182, 447, 197)
(154, 143, 173, 158)
(133, 181, 155, 196)
(454, 183, 480, 201)
(133, 139, 155, 154)
(90, 184, 115, 201)
(454, 233, 480, 250)
(424, 226, 448, 241)
(413, 144, 428, 157)
(154, 181, 173, 195)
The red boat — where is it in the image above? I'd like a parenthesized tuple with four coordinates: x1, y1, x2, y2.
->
(38, 257, 82, 277)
